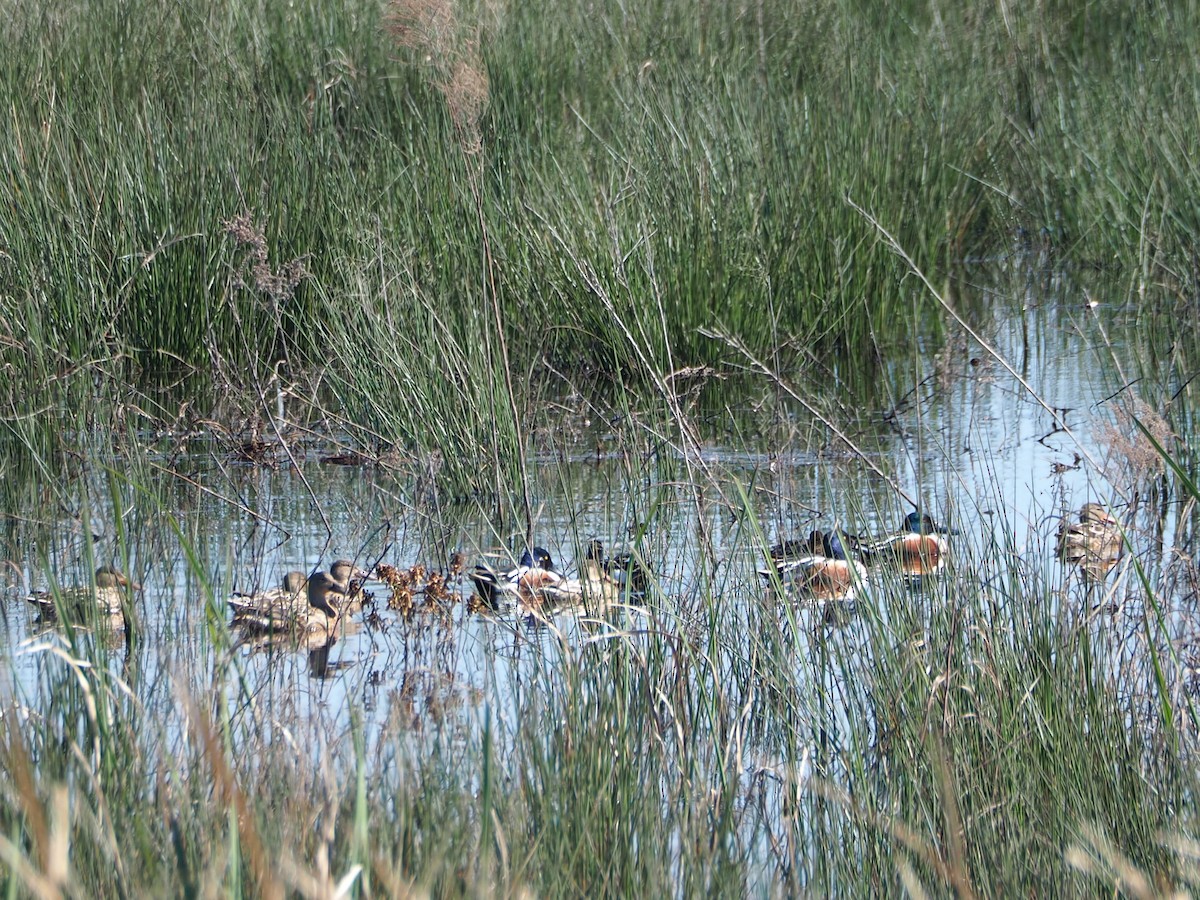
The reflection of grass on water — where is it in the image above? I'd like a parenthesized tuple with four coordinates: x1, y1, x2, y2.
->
(4, 0, 1200, 894)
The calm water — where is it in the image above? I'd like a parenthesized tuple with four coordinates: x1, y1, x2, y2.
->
(1, 262, 1192, 786)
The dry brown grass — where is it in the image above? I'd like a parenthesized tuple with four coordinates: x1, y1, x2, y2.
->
(1096, 396, 1173, 487)
(385, 0, 490, 153)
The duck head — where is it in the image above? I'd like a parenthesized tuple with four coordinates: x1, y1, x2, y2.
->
(905, 512, 958, 535)
(96, 565, 139, 590)
(329, 559, 368, 587)
(1077, 503, 1118, 527)
(307, 571, 346, 618)
(519, 547, 555, 570)
(282, 570, 308, 593)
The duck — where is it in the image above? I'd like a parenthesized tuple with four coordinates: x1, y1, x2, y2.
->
(854, 511, 957, 582)
(759, 531, 866, 602)
(586, 539, 650, 595)
(26, 565, 138, 628)
(759, 530, 826, 578)
(228, 570, 309, 623)
(468, 547, 563, 609)
(1056, 503, 1122, 581)
(329, 559, 371, 613)
(540, 541, 623, 610)
(231, 570, 349, 640)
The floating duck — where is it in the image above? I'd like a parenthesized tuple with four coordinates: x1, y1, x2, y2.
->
(586, 539, 650, 595)
(468, 547, 563, 609)
(854, 512, 958, 582)
(228, 570, 309, 623)
(539, 541, 623, 610)
(26, 565, 138, 628)
(231, 570, 348, 642)
(229, 559, 370, 622)
(299, 571, 346, 639)
(329, 559, 371, 613)
(759, 531, 866, 602)
(1056, 503, 1122, 581)
(760, 531, 826, 578)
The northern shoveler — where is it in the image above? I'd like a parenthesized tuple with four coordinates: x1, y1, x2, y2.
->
(759, 531, 866, 602)
(26, 565, 139, 628)
(855, 512, 958, 581)
(584, 539, 650, 595)
(760, 531, 826, 577)
(1057, 503, 1122, 581)
(468, 547, 563, 609)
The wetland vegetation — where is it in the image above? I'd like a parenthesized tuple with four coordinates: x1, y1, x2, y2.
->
(3, 0, 1200, 895)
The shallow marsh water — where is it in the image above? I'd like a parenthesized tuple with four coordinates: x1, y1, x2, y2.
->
(1, 262, 1197, 888)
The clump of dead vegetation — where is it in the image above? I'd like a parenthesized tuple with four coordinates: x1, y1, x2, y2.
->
(1096, 395, 1173, 488)
(385, 0, 492, 153)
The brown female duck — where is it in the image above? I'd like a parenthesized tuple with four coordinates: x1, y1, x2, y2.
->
(1057, 503, 1122, 581)
(26, 565, 138, 629)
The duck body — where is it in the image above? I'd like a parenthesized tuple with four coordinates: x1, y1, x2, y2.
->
(1057, 503, 1122, 581)
(760, 531, 828, 578)
(760, 532, 866, 602)
(229, 570, 309, 623)
(232, 571, 348, 643)
(468, 548, 563, 609)
(229, 559, 371, 625)
(855, 512, 956, 582)
(587, 540, 650, 596)
(540, 542, 623, 610)
(26, 566, 137, 628)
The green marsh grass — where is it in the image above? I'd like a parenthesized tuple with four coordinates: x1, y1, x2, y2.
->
(5, 0, 1200, 489)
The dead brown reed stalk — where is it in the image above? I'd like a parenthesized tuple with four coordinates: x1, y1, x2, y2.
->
(0, 717, 58, 895)
(443, 55, 489, 154)
(807, 770, 979, 900)
(1065, 822, 1163, 899)
(186, 696, 286, 900)
(386, 0, 456, 55)
(387, 0, 533, 540)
